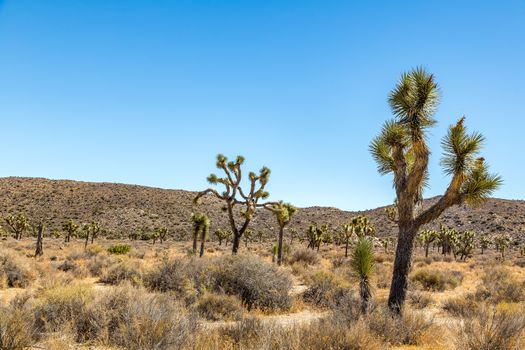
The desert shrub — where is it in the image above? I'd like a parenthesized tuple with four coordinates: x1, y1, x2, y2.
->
(85, 244, 104, 257)
(107, 244, 131, 255)
(34, 284, 93, 332)
(442, 295, 479, 317)
(57, 259, 89, 278)
(0, 251, 34, 288)
(100, 261, 143, 286)
(212, 255, 292, 311)
(410, 268, 463, 291)
(77, 285, 193, 349)
(144, 258, 210, 303)
(456, 305, 525, 350)
(86, 254, 118, 277)
(0, 306, 36, 350)
(195, 293, 243, 321)
(367, 306, 434, 346)
(288, 249, 320, 266)
(408, 291, 434, 309)
(475, 267, 525, 303)
(303, 271, 348, 308)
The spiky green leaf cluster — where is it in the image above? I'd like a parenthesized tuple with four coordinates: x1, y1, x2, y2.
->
(351, 237, 375, 280)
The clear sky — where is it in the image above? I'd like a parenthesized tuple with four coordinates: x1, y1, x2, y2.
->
(0, 1, 524, 211)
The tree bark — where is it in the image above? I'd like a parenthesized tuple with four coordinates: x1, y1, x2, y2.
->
(232, 232, 241, 254)
(388, 225, 417, 314)
(277, 226, 284, 266)
(199, 238, 205, 257)
(192, 233, 198, 254)
(35, 224, 44, 257)
(345, 238, 349, 258)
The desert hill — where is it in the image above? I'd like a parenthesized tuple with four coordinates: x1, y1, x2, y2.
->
(0, 177, 523, 240)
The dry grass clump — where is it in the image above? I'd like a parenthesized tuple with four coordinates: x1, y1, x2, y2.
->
(100, 260, 143, 286)
(410, 268, 463, 291)
(366, 306, 434, 346)
(475, 266, 525, 303)
(442, 294, 480, 317)
(195, 293, 243, 321)
(0, 251, 35, 288)
(86, 253, 118, 276)
(456, 305, 525, 350)
(303, 270, 348, 308)
(408, 290, 434, 309)
(288, 249, 319, 266)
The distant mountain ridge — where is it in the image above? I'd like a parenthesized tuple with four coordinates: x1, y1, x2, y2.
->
(0, 177, 523, 240)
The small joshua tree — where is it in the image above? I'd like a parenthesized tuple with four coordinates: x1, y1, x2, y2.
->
(90, 222, 100, 244)
(243, 229, 253, 248)
(289, 228, 298, 245)
(438, 224, 459, 258)
(418, 229, 438, 258)
(480, 234, 491, 254)
(156, 226, 168, 244)
(306, 225, 320, 250)
(339, 216, 374, 258)
(82, 221, 100, 249)
(63, 219, 79, 243)
(214, 228, 231, 246)
(34, 221, 45, 257)
(191, 213, 209, 257)
(351, 237, 375, 314)
(456, 230, 476, 261)
(264, 201, 298, 266)
(5, 214, 30, 240)
(194, 154, 270, 254)
(370, 68, 501, 312)
(494, 234, 511, 260)
(340, 224, 354, 258)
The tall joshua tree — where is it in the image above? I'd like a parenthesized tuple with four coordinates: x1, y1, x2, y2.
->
(194, 154, 270, 254)
(63, 219, 79, 243)
(5, 214, 30, 240)
(191, 213, 210, 257)
(265, 201, 298, 266)
(370, 68, 501, 313)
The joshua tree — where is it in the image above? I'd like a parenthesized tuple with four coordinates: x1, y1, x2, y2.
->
(90, 222, 100, 244)
(418, 229, 438, 258)
(340, 223, 354, 257)
(243, 229, 253, 248)
(479, 235, 491, 254)
(156, 226, 168, 244)
(264, 201, 298, 266)
(63, 219, 79, 243)
(370, 68, 501, 313)
(34, 222, 45, 257)
(5, 214, 30, 240)
(82, 221, 100, 248)
(151, 230, 160, 244)
(352, 216, 375, 239)
(456, 230, 476, 261)
(214, 228, 231, 246)
(191, 213, 209, 257)
(289, 228, 298, 245)
(351, 237, 375, 314)
(194, 154, 270, 254)
(494, 234, 511, 260)
(438, 224, 459, 258)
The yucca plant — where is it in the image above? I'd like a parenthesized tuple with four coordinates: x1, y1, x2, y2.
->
(351, 237, 375, 314)
(370, 68, 501, 313)
(191, 213, 210, 257)
(265, 201, 298, 265)
(62, 219, 79, 243)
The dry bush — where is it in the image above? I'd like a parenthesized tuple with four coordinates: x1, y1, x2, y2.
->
(475, 266, 525, 303)
(0, 251, 35, 288)
(195, 293, 243, 321)
(367, 306, 434, 346)
(0, 305, 36, 349)
(303, 270, 348, 308)
(100, 260, 143, 286)
(410, 268, 463, 291)
(77, 285, 194, 350)
(456, 305, 525, 350)
(442, 294, 480, 317)
(33, 284, 93, 332)
(212, 255, 292, 311)
(288, 249, 319, 266)
(86, 253, 118, 276)
(408, 290, 434, 309)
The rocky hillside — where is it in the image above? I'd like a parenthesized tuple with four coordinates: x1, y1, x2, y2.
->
(0, 177, 523, 240)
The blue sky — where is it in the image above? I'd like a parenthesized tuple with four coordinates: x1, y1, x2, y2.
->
(0, 0, 524, 210)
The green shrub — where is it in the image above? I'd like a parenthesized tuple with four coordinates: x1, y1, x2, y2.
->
(107, 244, 132, 255)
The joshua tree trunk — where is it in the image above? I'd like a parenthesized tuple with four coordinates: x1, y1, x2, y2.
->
(424, 243, 430, 257)
(360, 278, 371, 314)
(345, 238, 350, 258)
(199, 239, 205, 257)
(192, 233, 198, 254)
(277, 226, 284, 266)
(84, 234, 89, 249)
(388, 225, 417, 314)
(35, 224, 44, 257)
